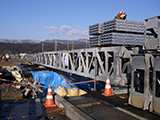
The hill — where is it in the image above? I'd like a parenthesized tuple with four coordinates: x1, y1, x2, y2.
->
(0, 39, 40, 44)
(0, 39, 89, 54)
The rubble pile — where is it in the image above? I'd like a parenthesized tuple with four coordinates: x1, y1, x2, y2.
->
(0, 65, 39, 99)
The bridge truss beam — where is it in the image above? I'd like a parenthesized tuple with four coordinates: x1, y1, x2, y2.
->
(28, 46, 136, 87)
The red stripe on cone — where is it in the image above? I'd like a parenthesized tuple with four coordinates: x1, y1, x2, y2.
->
(43, 85, 56, 108)
(102, 76, 114, 97)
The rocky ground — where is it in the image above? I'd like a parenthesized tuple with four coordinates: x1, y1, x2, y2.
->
(0, 59, 34, 100)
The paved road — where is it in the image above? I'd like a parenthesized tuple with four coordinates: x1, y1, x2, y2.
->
(83, 90, 160, 120)
(0, 98, 70, 120)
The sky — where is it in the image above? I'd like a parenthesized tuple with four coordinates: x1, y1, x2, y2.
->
(0, 0, 160, 41)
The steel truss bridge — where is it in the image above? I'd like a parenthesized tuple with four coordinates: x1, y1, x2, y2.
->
(28, 46, 138, 87)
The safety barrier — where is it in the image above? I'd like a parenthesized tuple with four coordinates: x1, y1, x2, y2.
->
(0, 78, 103, 89)
(0, 78, 37, 87)
(0, 84, 20, 89)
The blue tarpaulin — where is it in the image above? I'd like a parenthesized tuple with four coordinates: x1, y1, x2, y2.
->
(30, 71, 78, 93)
(30, 71, 103, 96)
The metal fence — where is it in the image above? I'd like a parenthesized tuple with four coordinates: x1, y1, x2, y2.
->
(90, 32, 154, 47)
(103, 19, 144, 33)
(89, 23, 103, 35)
(89, 19, 147, 47)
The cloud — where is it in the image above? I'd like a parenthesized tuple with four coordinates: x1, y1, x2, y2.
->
(67, 29, 79, 36)
(42, 26, 57, 35)
(42, 25, 89, 37)
(67, 29, 89, 37)
(60, 25, 71, 34)
(60, 25, 89, 37)
(79, 30, 89, 36)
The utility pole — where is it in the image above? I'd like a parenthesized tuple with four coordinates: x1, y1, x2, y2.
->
(67, 43, 69, 50)
(42, 43, 44, 53)
(72, 35, 74, 50)
(86, 40, 87, 48)
(55, 39, 57, 51)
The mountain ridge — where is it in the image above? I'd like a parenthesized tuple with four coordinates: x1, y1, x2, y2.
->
(0, 38, 89, 44)
(0, 38, 90, 54)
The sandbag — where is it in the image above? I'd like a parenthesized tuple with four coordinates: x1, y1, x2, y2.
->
(68, 88, 79, 96)
(55, 87, 67, 97)
(79, 89, 87, 96)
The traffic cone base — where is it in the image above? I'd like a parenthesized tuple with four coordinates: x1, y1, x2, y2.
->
(43, 103, 56, 108)
(102, 76, 114, 97)
(102, 92, 114, 97)
(43, 85, 56, 108)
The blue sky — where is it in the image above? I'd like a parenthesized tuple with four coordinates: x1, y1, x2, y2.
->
(0, 0, 159, 41)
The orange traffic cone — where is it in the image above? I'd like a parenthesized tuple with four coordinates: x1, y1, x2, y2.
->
(102, 75, 114, 97)
(43, 85, 56, 108)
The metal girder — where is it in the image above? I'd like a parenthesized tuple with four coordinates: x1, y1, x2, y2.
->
(28, 46, 134, 86)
